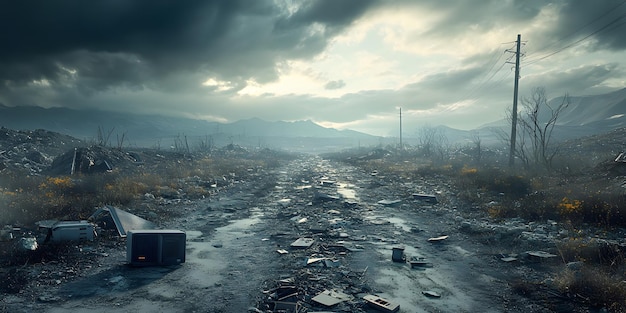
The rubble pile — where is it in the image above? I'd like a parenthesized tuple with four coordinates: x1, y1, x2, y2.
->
(0, 127, 83, 174)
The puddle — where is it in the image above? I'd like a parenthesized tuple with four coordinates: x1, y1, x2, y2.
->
(385, 217, 412, 232)
(183, 208, 263, 289)
(375, 266, 478, 312)
(452, 245, 474, 257)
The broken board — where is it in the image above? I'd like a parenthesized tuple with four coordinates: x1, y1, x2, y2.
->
(427, 235, 449, 242)
(377, 199, 402, 206)
(412, 193, 438, 203)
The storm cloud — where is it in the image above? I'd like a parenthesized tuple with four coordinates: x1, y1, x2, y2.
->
(0, 0, 624, 135)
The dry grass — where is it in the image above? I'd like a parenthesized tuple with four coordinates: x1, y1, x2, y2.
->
(0, 153, 278, 226)
(553, 267, 626, 311)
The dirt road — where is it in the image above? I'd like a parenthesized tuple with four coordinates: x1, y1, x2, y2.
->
(3, 154, 556, 312)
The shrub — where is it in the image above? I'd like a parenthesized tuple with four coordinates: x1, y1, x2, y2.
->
(457, 166, 531, 199)
(553, 267, 626, 311)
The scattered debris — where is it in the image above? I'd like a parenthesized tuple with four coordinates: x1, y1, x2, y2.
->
(0, 228, 14, 241)
(278, 198, 292, 206)
(377, 199, 402, 207)
(313, 191, 340, 204)
(525, 250, 558, 261)
(290, 237, 315, 249)
(277, 249, 289, 254)
(89, 205, 155, 237)
(18, 237, 38, 251)
(320, 180, 336, 186)
(427, 235, 449, 243)
(272, 301, 302, 313)
(412, 193, 438, 203)
(305, 257, 340, 268)
(311, 289, 353, 307)
(500, 254, 518, 262)
(391, 246, 406, 263)
(409, 257, 432, 268)
(363, 294, 400, 313)
(422, 290, 441, 298)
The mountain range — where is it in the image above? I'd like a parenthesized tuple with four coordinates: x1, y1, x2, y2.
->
(0, 87, 624, 151)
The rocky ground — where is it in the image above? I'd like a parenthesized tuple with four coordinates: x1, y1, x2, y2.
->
(2, 147, 613, 313)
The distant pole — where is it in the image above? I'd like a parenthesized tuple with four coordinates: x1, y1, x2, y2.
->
(399, 107, 403, 150)
(509, 34, 521, 167)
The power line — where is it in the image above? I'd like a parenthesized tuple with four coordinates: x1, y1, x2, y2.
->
(458, 43, 517, 103)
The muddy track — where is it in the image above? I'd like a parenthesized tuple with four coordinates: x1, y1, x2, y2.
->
(2, 154, 570, 313)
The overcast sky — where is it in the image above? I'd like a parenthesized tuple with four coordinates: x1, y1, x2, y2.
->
(1, 0, 625, 136)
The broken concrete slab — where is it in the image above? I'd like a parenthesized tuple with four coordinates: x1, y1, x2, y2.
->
(311, 289, 353, 307)
(278, 198, 292, 206)
(290, 237, 315, 249)
(526, 251, 557, 258)
(525, 250, 558, 262)
(363, 294, 400, 313)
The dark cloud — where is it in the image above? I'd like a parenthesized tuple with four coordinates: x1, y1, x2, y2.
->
(276, 0, 376, 29)
(546, 0, 626, 52)
(0, 0, 377, 102)
(418, 0, 544, 39)
(324, 80, 346, 90)
(519, 0, 626, 57)
(523, 63, 623, 96)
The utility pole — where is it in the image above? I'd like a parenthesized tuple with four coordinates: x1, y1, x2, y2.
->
(508, 34, 521, 167)
(399, 107, 403, 150)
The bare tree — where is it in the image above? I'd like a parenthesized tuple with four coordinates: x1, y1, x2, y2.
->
(417, 125, 448, 160)
(507, 87, 570, 169)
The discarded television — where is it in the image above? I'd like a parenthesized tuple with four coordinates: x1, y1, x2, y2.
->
(126, 230, 186, 266)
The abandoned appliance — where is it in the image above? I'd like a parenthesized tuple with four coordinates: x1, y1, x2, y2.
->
(38, 220, 95, 243)
(126, 229, 186, 266)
